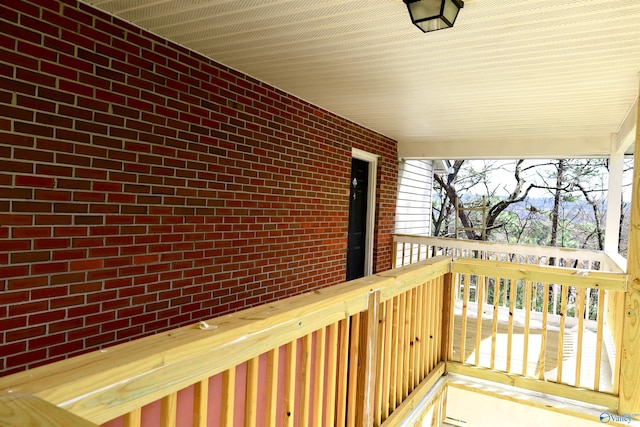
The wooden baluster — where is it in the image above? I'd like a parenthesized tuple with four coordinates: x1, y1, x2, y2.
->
(460, 274, 469, 364)
(325, 323, 339, 427)
(401, 243, 407, 267)
(193, 380, 208, 427)
(313, 327, 326, 427)
(402, 291, 412, 398)
(594, 289, 606, 391)
(389, 296, 400, 411)
(612, 289, 625, 396)
(221, 368, 236, 427)
(408, 287, 418, 390)
(475, 275, 485, 367)
(396, 293, 407, 404)
(123, 408, 141, 427)
(283, 341, 296, 427)
(538, 282, 549, 380)
(445, 272, 456, 362)
(436, 274, 445, 364)
(575, 287, 585, 388)
(430, 281, 439, 370)
(490, 277, 500, 370)
(414, 284, 424, 386)
(265, 349, 279, 427)
(245, 357, 259, 427)
(299, 334, 312, 427)
(506, 278, 517, 373)
(556, 285, 568, 384)
(374, 301, 387, 425)
(346, 315, 360, 427)
(421, 281, 431, 374)
(160, 392, 177, 427)
(381, 301, 393, 419)
(522, 279, 532, 376)
(336, 319, 350, 427)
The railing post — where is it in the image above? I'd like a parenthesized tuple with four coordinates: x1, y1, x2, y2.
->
(619, 77, 640, 417)
(440, 272, 454, 362)
(356, 289, 382, 427)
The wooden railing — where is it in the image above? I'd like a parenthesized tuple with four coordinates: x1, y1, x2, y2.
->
(0, 236, 628, 426)
(0, 257, 451, 427)
(394, 234, 627, 412)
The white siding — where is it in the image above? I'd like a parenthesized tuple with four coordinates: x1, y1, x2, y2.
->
(395, 160, 433, 236)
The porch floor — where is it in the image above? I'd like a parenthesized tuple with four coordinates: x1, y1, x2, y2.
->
(450, 303, 613, 393)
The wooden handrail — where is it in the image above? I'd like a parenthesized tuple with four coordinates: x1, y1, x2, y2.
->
(451, 258, 628, 291)
(393, 234, 612, 267)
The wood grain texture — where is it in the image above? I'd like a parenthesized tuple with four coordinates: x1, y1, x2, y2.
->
(160, 393, 177, 427)
(452, 258, 627, 291)
(192, 380, 208, 427)
(0, 395, 97, 427)
(123, 407, 141, 427)
(244, 357, 259, 427)
(265, 349, 279, 427)
(619, 88, 640, 416)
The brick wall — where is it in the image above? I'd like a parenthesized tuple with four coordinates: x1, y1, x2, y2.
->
(0, 0, 398, 374)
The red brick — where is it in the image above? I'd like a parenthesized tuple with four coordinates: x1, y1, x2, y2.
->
(7, 349, 47, 367)
(9, 301, 48, 316)
(49, 272, 85, 286)
(15, 175, 55, 188)
(7, 276, 47, 290)
(11, 227, 51, 239)
(0, 105, 34, 121)
(0, 215, 32, 226)
(70, 259, 103, 271)
(33, 238, 71, 250)
(51, 249, 85, 262)
(0, 0, 398, 376)
(28, 307, 65, 326)
(31, 261, 68, 275)
(6, 325, 46, 342)
(50, 295, 84, 309)
(28, 332, 66, 350)
(49, 340, 84, 358)
(10, 251, 50, 264)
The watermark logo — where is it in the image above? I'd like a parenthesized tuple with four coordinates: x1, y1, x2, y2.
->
(600, 412, 640, 424)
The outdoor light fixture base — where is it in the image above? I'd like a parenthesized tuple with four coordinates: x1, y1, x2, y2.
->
(403, 0, 464, 33)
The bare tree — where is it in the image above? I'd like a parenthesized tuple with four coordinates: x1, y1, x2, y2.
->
(433, 160, 537, 240)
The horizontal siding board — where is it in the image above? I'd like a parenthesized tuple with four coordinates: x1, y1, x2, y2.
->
(395, 160, 433, 236)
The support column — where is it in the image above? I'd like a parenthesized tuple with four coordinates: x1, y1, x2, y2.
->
(604, 152, 624, 253)
(619, 79, 640, 416)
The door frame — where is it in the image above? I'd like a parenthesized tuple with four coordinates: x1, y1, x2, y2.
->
(351, 147, 378, 277)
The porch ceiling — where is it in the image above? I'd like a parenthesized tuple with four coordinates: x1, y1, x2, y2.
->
(85, 0, 640, 159)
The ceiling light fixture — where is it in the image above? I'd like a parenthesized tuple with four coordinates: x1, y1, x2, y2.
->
(402, 0, 464, 33)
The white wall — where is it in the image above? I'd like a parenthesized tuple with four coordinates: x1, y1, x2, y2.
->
(395, 159, 434, 236)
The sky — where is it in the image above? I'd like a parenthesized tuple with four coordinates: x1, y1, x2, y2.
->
(459, 159, 634, 202)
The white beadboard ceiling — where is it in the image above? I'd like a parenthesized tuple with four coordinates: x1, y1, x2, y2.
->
(84, 0, 640, 159)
